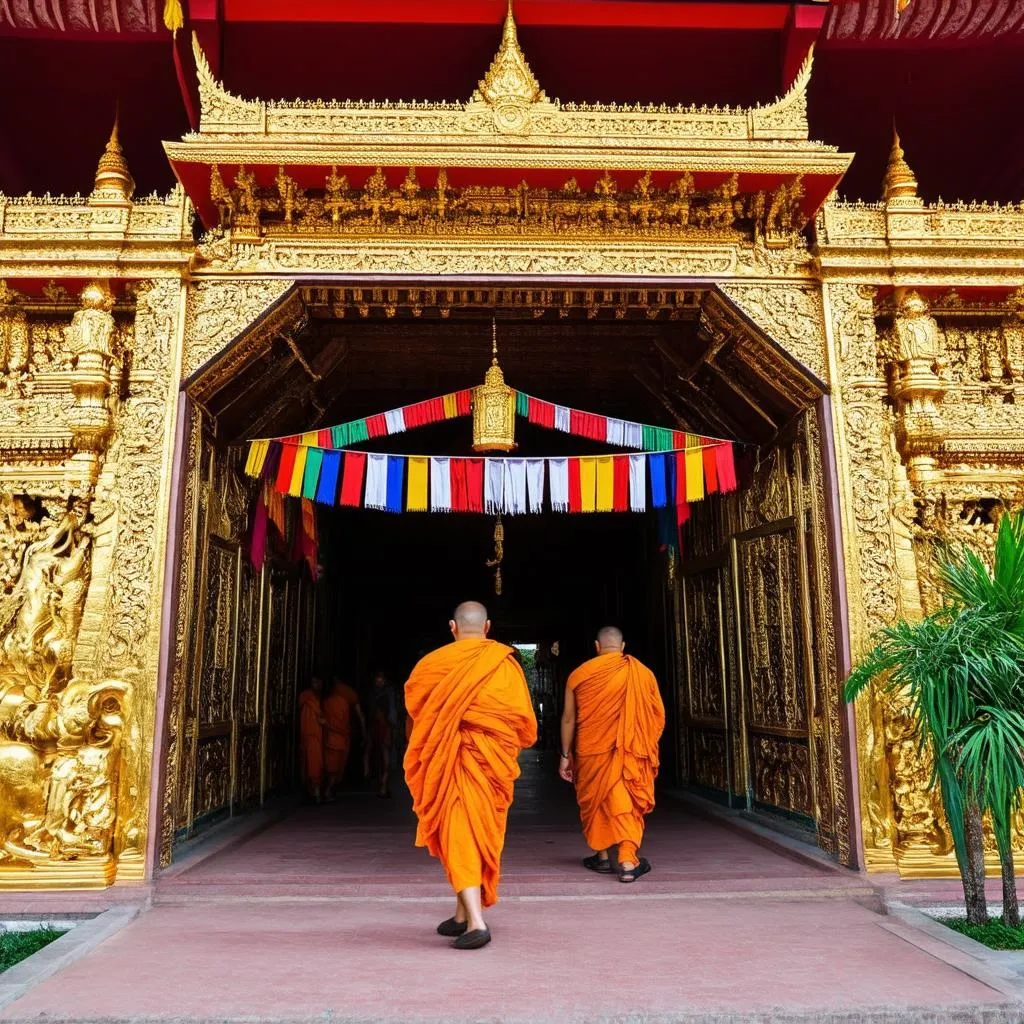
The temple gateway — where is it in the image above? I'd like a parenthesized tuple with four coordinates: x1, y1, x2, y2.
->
(0, 0, 1021, 891)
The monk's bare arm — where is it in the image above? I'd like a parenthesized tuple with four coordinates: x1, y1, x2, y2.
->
(559, 686, 577, 781)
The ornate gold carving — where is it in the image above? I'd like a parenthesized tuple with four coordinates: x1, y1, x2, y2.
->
(719, 282, 829, 385)
(472, 327, 516, 453)
(470, 1, 548, 135)
(183, 31, 828, 153)
(882, 130, 920, 206)
(92, 116, 135, 206)
(885, 291, 945, 484)
(182, 279, 294, 382)
(0, 494, 132, 882)
(208, 165, 810, 249)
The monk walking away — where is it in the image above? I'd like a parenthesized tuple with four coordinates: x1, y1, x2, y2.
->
(323, 678, 364, 800)
(560, 627, 665, 882)
(404, 601, 537, 950)
(298, 676, 327, 804)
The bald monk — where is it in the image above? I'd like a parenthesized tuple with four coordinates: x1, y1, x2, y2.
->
(404, 601, 537, 949)
(297, 677, 326, 804)
(559, 627, 665, 882)
(323, 679, 364, 799)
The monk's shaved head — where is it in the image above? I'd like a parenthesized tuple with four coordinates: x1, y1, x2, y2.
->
(451, 601, 491, 640)
(596, 626, 625, 652)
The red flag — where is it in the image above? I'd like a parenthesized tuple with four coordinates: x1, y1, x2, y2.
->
(613, 455, 630, 511)
(366, 414, 387, 438)
(703, 444, 719, 494)
(456, 389, 473, 416)
(528, 397, 556, 429)
(275, 443, 297, 493)
(715, 442, 737, 492)
(466, 458, 484, 512)
(450, 459, 469, 512)
(339, 452, 367, 506)
(568, 457, 582, 512)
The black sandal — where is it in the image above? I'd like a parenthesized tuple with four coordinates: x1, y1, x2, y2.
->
(453, 928, 491, 950)
(437, 917, 468, 937)
(582, 854, 614, 874)
(619, 858, 651, 883)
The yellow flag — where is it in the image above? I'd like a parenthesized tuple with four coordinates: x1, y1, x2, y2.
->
(407, 457, 428, 511)
(289, 446, 307, 498)
(596, 456, 614, 512)
(579, 457, 597, 513)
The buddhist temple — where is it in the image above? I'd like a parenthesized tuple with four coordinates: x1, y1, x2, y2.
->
(1, 0, 1022, 896)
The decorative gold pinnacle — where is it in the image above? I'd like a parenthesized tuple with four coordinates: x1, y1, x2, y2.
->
(93, 113, 135, 201)
(883, 127, 918, 203)
(475, 0, 543, 108)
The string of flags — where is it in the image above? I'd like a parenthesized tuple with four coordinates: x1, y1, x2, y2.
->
(244, 443, 736, 515)
(247, 387, 724, 455)
(242, 382, 740, 578)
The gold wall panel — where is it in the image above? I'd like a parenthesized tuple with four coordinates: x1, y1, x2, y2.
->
(675, 412, 848, 859)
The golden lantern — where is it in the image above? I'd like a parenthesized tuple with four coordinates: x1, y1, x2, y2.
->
(472, 321, 516, 452)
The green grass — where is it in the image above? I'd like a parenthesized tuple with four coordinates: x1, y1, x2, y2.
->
(941, 917, 1024, 950)
(0, 928, 64, 972)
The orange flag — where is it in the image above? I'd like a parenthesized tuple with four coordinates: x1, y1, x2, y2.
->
(404, 639, 537, 906)
(567, 653, 665, 857)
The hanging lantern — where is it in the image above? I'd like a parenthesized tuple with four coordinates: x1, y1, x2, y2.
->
(472, 320, 516, 453)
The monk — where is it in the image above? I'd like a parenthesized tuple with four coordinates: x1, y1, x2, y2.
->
(323, 679, 364, 799)
(559, 627, 665, 883)
(297, 677, 326, 804)
(404, 601, 537, 950)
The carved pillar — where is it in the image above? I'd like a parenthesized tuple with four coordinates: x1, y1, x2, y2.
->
(824, 281, 950, 872)
(887, 291, 946, 487)
(65, 281, 117, 492)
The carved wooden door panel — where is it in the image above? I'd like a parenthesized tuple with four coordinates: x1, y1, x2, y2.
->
(677, 558, 737, 798)
(735, 524, 814, 820)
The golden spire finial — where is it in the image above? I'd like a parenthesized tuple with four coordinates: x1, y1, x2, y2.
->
(475, 0, 543, 109)
(473, 317, 516, 452)
(883, 126, 918, 203)
(93, 109, 135, 201)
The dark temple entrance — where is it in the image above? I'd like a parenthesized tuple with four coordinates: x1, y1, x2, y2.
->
(162, 282, 852, 870)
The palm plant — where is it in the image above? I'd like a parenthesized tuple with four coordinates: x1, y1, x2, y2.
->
(845, 512, 1024, 927)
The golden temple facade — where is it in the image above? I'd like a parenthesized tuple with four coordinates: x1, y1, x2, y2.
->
(2, 4, 1023, 889)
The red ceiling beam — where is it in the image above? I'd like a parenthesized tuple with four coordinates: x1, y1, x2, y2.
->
(219, 1, 800, 30)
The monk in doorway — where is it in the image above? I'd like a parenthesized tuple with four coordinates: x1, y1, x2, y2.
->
(404, 601, 537, 950)
(298, 677, 326, 804)
(323, 679, 364, 799)
(365, 670, 399, 798)
(559, 627, 665, 883)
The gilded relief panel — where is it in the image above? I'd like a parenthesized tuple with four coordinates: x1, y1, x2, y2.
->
(828, 280, 1024, 875)
(0, 278, 183, 889)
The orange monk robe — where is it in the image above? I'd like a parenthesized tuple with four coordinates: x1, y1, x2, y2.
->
(298, 688, 325, 788)
(323, 684, 360, 779)
(404, 639, 537, 907)
(567, 653, 665, 862)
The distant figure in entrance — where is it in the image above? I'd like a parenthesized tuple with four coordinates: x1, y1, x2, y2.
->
(323, 679, 364, 799)
(297, 677, 326, 804)
(559, 627, 665, 882)
(365, 670, 399, 798)
(404, 601, 537, 950)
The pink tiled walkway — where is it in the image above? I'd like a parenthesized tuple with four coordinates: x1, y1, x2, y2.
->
(2, 755, 1015, 1022)
(1, 898, 1007, 1022)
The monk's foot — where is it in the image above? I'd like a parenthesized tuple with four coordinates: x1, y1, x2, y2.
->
(436, 917, 468, 938)
(618, 858, 651, 884)
(453, 927, 491, 950)
(582, 854, 614, 874)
